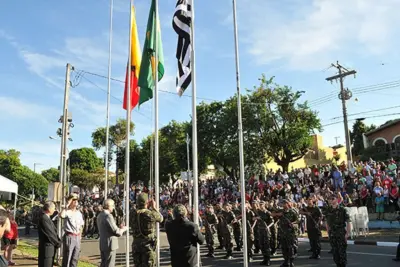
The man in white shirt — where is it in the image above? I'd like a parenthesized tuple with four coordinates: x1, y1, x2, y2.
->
(60, 194, 85, 267)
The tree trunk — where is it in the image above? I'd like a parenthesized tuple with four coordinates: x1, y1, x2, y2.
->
(279, 160, 290, 173)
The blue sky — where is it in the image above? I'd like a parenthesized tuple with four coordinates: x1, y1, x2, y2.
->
(1, 0, 400, 173)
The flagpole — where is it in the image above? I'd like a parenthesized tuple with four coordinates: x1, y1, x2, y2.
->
(232, 0, 248, 265)
(104, 0, 114, 204)
(190, 0, 200, 266)
(154, 0, 161, 266)
(125, 0, 133, 266)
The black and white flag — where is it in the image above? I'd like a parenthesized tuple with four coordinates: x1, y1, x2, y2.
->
(172, 0, 192, 96)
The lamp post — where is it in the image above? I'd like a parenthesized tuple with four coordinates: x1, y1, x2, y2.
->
(33, 163, 42, 173)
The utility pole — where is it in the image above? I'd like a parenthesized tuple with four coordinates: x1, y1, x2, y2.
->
(326, 61, 356, 168)
(334, 136, 340, 145)
(56, 63, 73, 263)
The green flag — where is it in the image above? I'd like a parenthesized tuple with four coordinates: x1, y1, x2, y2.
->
(138, 0, 165, 106)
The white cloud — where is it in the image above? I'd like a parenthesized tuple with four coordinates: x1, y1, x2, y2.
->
(235, 0, 400, 70)
(0, 96, 58, 123)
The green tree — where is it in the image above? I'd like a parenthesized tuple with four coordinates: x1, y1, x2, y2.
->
(69, 168, 104, 189)
(251, 75, 322, 172)
(117, 140, 145, 184)
(91, 118, 134, 184)
(68, 148, 103, 172)
(350, 120, 376, 156)
(41, 168, 60, 182)
(0, 149, 48, 197)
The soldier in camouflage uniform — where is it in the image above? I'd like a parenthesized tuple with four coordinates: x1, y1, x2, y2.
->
(325, 195, 351, 267)
(219, 203, 235, 259)
(252, 201, 261, 254)
(256, 201, 273, 266)
(131, 193, 163, 267)
(267, 200, 278, 256)
(203, 205, 218, 257)
(232, 202, 242, 251)
(300, 198, 322, 259)
(215, 203, 224, 249)
(273, 199, 299, 267)
(246, 202, 256, 262)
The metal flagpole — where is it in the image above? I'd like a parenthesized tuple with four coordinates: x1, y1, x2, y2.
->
(125, 0, 133, 266)
(186, 133, 192, 209)
(104, 0, 114, 203)
(154, 0, 160, 265)
(232, 0, 248, 265)
(190, 0, 200, 266)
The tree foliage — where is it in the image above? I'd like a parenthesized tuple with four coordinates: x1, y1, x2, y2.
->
(69, 168, 104, 190)
(41, 168, 59, 182)
(68, 147, 103, 172)
(252, 76, 322, 171)
(350, 120, 376, 156)
(0, 149, 48, 197)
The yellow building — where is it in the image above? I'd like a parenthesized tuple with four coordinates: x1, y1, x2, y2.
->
(265, 134, 348, 171)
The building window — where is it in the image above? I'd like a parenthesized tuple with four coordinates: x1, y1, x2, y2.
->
(395, 136, 400, 150)
(375, 139, 386, 153)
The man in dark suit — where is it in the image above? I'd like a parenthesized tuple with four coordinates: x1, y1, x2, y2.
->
(165, 204, 205, 267)
(38, 201, 61, 267)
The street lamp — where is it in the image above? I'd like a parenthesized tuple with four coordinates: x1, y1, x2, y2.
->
(33, 163, 43, 173)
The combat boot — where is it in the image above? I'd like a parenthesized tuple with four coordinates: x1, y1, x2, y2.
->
(260, 257, 271, 266)
(289, 259, 294, 267)
(280, 260, 289, 267)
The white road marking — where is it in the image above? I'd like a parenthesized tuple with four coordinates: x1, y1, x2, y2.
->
(321, 249, 395, 257)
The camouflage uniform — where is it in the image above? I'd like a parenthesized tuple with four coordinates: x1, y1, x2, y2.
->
(203, 205, 218, 257)
(325, 206, 351, 267)
(232, 204, 242, 251)
(219, 204, 235, 259)
(303, 205, 322, 258)
(252, 202, 261, 253)
(246, 208, 256, 261)
(215, 205, 225, 249)
(131, 193, 163, 267)
(268, 203, 279, 255)
(278, 204, 299, 267)
(257, 202, 273, 266)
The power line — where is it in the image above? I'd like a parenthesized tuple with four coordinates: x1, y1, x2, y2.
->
(308, 79, 400, 108)
(330, 105, 400, 120)
(75, 68, 400, 110)
(322, 112, 400, 127)
(78, 69, 217, 102)
(71, 70, 152, 120)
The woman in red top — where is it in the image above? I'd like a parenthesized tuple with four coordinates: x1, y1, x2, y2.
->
(3, 213, 18, 266)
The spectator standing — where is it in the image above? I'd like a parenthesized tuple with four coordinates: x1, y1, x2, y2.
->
(165, 204, 205, 267)
(0, 208, 10, 267)
(60, 194, 84, 267)
(2, 214, 18, 266)
(38, 201, 61, 267)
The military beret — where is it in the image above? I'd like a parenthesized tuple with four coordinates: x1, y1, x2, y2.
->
(136, 193, 148, 205)
(223, 202, 230, 206)
(280, 199, 290, 205)
(206, 204, 213, 208)
(259, 201, 265, 205)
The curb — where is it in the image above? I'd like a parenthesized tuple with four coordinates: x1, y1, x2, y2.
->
(298, 237, 398, 247)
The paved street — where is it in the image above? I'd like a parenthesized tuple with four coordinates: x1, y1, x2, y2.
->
(19, 228, 399, 267)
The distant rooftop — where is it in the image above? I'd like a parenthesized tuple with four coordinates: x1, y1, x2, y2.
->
(365, 119, 400, 137)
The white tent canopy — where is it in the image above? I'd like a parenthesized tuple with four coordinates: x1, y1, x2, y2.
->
(0, 174, 18, 194)
(0, 174, 18, 217)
